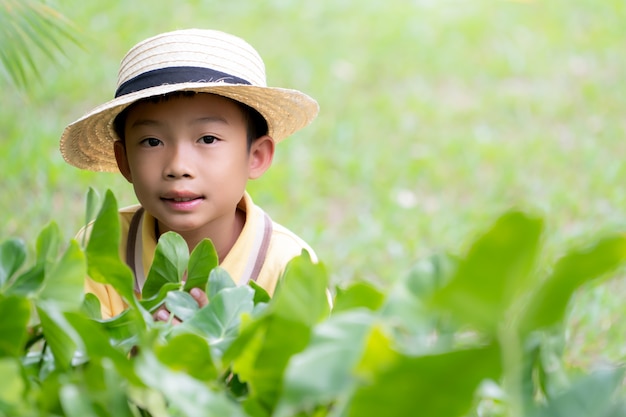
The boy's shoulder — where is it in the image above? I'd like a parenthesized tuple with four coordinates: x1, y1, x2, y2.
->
(268, 220, 317, 263)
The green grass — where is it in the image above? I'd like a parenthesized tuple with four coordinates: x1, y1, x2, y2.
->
(3, 0, 626, 369)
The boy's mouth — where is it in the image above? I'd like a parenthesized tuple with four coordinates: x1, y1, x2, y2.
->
(160, 192, 205, 203)
(169, 197, 198, 202)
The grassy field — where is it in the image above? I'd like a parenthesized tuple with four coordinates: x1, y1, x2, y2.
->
(2, 0, 626, 369)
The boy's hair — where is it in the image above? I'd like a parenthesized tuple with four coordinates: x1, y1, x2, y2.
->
(113, 91, 269, 150)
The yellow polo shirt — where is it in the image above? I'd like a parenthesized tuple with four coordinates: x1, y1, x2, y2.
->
(83, 192, 316, 318)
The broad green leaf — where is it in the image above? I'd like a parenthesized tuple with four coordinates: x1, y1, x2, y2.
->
(60, 384, 98, 417)
(139, 282, 181, 312)
(155, 333, 218, 381)
(142, 232, 188, 299)
(38, 240, 86, 311)
(275, 310, 375, 417)
(37, 304, 83, 370)
(233, 317, 320, 414)
(178, 286, 255, 359)
(249, 280, 271, 304)
(84, 188, 100, 231)
(271, 254, 331, 326)
(98, 307, 145, 355)
(134, 349, 247, 417)
(35, 221, 61, 268)
(228, 254, 330, 413)
(0, 296, 31, 357)
(86, 190, 136, 307)
(347, 327, 502, 417)
(7, 222, 62, 297)
(208, 266, 236, 300)
(527, 368, 625, 417)
(379, 261, 459, 355)
(80, 293, 102, 320)
(333, 281, 384, 312)
(405, 253, 458, 298)
(4, 263, 44, 296)
(430, 210, 543, 332)
(0, 238, 26, 287)
(184, 238, 218, 292)
(165, 290, 199, 322)
(0, 358, 25, 409)
(74, 358, 137, 417)
(521, 234, 626, 334)
(65, 312, 140, 384)
(127, 386, 170, 417)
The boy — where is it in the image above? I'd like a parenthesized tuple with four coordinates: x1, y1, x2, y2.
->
(60, 28, 319, 320)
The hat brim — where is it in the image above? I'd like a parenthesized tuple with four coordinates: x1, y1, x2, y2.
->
(60, 82, 319, 172)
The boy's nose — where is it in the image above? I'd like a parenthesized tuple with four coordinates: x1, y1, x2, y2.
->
(163, 146, 194, 179)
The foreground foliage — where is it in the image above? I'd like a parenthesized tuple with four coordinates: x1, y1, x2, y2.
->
(1, 189, 625, 416)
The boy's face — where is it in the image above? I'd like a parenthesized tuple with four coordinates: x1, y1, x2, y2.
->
(114, 93, 273, 241)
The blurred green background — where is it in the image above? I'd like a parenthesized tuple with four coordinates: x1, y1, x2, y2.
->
(3, 0, 626, 367)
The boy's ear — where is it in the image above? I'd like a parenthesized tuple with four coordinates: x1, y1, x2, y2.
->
(248, 135, 275, 179)
(114, 141, 133, 183)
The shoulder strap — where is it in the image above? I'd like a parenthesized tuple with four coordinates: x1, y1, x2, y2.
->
(249, 212, 273, 282)
(126, 207, 144, 292)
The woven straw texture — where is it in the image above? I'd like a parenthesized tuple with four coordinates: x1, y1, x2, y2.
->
(60, 29, 318, 172)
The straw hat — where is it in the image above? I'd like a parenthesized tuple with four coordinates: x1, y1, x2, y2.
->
(60, 28, 319, 172)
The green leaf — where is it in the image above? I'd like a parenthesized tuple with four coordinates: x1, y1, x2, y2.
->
(64, 312, 141, 384)
(164, 290, 199, 322)
(60, 358, 137, 417)
(142, 232, 188, 299)
(347, 327, 502, 417)
(139, 282, 181, 312)
(81, 293, 102, 320)
(406, 253, 458, 298)
(430, 210, 543, 332)
(275, 310, 375, 417)
(84, 187, 100, 229)
(134, 349, 247, 417)
(178, 286, 255, 359)
(184, 238, 218, 292)
(37, 304, 83, 370)
(6, 222, 62, 297)
(155, 333, 218, 382)
(0, 238, 27, 288)
(0, 358, 26, 409)
(0, 296, 31, 357)
(333, 281, 384, 312)
(4, 263, 45, 297)
(227, 254, 330, 413)
(97, 308, 144, 352)
(249, 280, 271, 304)
(527, 368, 625, 417)
(207, 266, 236, 300)
(35, 221, 61, 268)
(38, 240, 86, 311)
(86, 190, 136, 307)
(521, 234, 626, 334)
(271, 255, 331, 326)
(59, 384, 98, 417)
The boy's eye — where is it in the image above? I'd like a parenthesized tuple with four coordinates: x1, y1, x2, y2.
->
(141, 138, 162, 147)
(199, 135, 217, 144)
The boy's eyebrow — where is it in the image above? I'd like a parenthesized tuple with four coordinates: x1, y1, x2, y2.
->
(192, 116, 229, 125)
(129, 118, 161, 129)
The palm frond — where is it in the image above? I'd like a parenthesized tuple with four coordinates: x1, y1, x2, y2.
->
(0, 0, 82, 89)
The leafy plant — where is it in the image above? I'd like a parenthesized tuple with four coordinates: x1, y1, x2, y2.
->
(1, 190, 625, 416)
